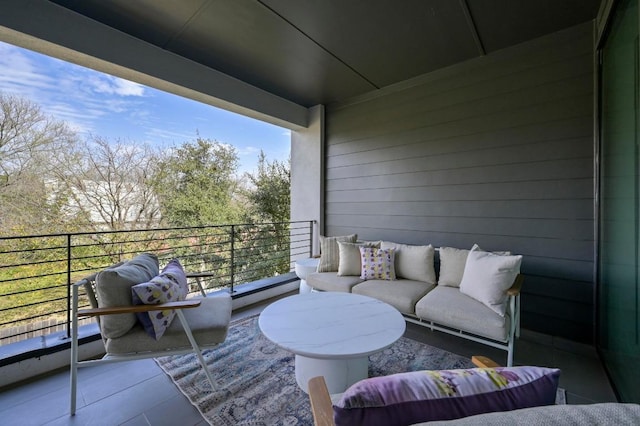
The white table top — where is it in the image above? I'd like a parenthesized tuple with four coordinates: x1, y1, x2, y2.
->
(258, 292, 406, 359)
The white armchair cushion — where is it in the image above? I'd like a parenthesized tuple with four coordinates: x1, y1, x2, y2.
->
(459, 249, 522, 317)
(95, 253, 159, 338)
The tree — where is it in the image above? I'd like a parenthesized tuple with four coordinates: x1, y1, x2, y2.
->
(152, 137, 242, 227)
(243, 151, 290, 224)
(236, 152, 291, 279)
(0, 93, 77, 235)
(50, 137, 162, 232)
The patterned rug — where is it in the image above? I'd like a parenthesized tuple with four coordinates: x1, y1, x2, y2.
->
(155, 314, 476, 425)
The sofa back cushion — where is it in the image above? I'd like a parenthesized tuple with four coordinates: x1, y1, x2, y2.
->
(438, 247, 470, 287)
(317, 234, 358, 272)
(334, 366, 560, 426)
(381, 242, 436, 284)
(95, 253, 159, 338)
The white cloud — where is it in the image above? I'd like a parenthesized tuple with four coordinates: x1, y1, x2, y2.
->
(88, 74, 145, 97)
(237, 146, 261, 156)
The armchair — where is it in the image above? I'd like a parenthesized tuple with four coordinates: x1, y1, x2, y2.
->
(69, 254, 232, 415)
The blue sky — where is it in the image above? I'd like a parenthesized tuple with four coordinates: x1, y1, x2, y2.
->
(0, 41, 291, 175)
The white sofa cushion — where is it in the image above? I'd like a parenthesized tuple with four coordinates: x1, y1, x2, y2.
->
(353, 279, 434, 315)
(381, 242, 436, 284)
(317, 234, 357, 272)
(337, 241, 380, 276)
(307, 272, 364, 293)
(438, 245, 511, 288)
(459, 249, 522, 317)
(415, 286, 510, 342)
(438, 246, 470, 287)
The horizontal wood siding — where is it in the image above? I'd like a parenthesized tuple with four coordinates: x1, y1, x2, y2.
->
(324, 23, 595, 343)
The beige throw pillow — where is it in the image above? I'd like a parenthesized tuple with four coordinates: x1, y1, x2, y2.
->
(380, 241, 436, 284)
(337, 241, 380, 276)
(459, 248, 522, 317)
(317, 234, 357, 272)
(438, 244, 511, 287)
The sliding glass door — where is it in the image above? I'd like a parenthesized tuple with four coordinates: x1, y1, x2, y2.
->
(598, 0, 640, 403)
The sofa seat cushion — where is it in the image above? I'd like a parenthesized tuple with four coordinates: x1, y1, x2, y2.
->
(307, 272, 364, 293)
(353, 279, 435, 315)
(105, 294, 232, 354)
(415, 286, 509, 342)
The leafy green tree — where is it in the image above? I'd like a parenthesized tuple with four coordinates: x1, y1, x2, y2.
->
(243, 151, 290, 223)
(236, 152, 291, 279)
(152, 137, 242, 227)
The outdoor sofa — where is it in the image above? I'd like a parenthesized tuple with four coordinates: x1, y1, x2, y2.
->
(306, 236, 523, 366)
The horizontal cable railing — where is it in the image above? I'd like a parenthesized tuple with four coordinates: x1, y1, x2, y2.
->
(0, 221, 315, 346)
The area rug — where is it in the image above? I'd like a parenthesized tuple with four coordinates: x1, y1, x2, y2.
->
(155, 314, 562, 425)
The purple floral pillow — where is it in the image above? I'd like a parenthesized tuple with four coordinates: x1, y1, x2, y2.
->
(160, 258, 189, 298)
(334, 366, 560, 426)
(359, 247, 396, 280)
(131, 259, 188, 340)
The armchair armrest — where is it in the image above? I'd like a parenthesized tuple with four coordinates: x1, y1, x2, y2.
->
(471, 356, 501, 368)
(77, 299, 202, 318)
(185, 272, 216, 297)
(308, 376, 335, 426)
(506, 274, 524, 296)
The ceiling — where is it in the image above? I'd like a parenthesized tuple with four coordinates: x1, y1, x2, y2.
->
(47, 0, 601, 108)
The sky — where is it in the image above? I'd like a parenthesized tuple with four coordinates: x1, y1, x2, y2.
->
(0, 41, 291, 175)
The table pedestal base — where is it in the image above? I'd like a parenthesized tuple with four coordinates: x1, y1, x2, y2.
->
(295, 354, 368, 394)
(299, 279, 312, 294)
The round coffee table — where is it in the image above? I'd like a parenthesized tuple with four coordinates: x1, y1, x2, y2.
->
(258, 292, 406, 394)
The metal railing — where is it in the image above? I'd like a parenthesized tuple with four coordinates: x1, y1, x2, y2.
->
(0, 220, 315, 345)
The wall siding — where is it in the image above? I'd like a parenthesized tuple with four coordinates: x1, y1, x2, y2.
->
(324, 22, 595, 343)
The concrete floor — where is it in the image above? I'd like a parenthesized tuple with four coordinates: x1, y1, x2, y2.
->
(0, 295, 617, 425)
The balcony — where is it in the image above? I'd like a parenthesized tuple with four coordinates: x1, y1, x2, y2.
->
(0, 222, 619, 424)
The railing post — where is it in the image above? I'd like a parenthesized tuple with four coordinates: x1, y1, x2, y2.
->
(66, 233, 72, 339)
(230, 224, 235, 294)
(309, 220, 314, 258)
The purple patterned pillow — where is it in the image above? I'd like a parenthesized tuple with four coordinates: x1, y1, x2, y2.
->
(131, 276, 182, 340)
(334, 366, 560, 426)
(131, 260, 188, 340)
(359, 247, 396, 280)
(160, 258, 189, 298)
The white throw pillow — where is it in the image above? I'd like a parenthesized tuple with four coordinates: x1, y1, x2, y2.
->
(438, 244, 511, 287)
(380, 241, 436, 284)
(337, 241, 380, 276)
(459, 248, 522, 317)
